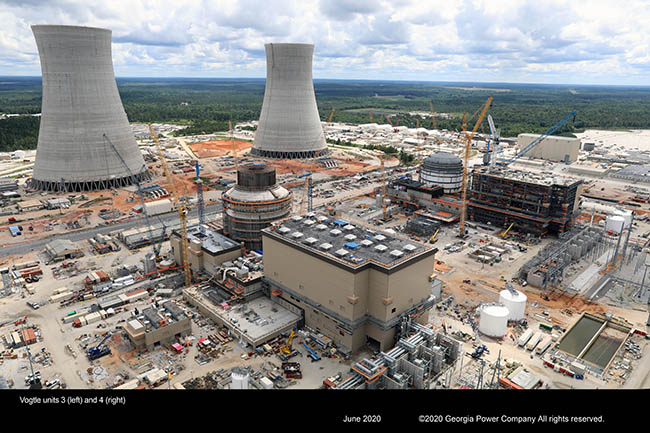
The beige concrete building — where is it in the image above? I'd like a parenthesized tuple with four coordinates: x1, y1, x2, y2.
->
(124, 300, 191, 351)
(517, 134, 580, 163)
(262, 214, 438, 353)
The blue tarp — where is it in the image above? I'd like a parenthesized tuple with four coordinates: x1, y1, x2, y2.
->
(345, 242, 360, 249)
(333, 219, 349, 227)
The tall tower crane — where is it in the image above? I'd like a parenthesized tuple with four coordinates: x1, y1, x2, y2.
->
(103, 134, 162, 259)
(148, 123, 192, 288)
(429, 100, 437, 130)
(229, 120, 238, 173)
(300, 109, 334, 214)
(459, 97, 493, 238)
(484, 114, 500, 166)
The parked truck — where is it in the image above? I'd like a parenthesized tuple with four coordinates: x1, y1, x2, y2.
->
(517, 329, 533, 347)
(526, 332, 543, 351)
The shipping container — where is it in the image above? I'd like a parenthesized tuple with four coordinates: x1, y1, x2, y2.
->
(539, 322, 553, 332)
(85, 312, 102, 324)
(526, 332, 543, 351)
(517, 329, 534, 347)
(49, 291, 74, 303)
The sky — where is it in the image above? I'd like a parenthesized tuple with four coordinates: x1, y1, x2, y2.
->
(1, 0, 650, 85)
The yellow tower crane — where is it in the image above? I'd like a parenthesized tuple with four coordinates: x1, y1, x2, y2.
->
(300, 109, 335, 214)
(148, 123, 192, 288)
(429, 100, 437, 130)
(459, 97, 493, 238)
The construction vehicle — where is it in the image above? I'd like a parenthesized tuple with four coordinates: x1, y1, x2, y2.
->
(282, 362, 302, 379)
(301, 341, 321, 362)
(459, 97, 493, 238)
(501, 222, 514, 238)
(429, 228, 439, 244)
(281, 330, 295, 355)
(87, 332, 112, 361)
(470, 344, 489, 359)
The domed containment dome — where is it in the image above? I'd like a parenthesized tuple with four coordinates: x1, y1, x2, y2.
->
(420, 152, 463, 193)
(29, 25, 149, 192)
(251, 43, 328, 159)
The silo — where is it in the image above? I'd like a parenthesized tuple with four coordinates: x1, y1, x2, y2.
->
(499, 289, 527, 321)
(251, 43, 328, 159)
(29, 25, 148, 192)
(222, 164, 292, 250)
(613, 209, 632, 229)
(478, 303, 509, 338)
(420, 152, 463, 193)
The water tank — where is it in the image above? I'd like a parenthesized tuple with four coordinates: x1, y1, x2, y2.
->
(499, 289, 527, 321)
(478, 303, 509, 338)
(420, 152, 463, 193)
(612, 209, 632, 229)
(231, 367, 249, 390)
(605, 215, 625, 234)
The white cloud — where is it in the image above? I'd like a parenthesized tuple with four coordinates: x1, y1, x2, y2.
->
(0, 0, 648, 84)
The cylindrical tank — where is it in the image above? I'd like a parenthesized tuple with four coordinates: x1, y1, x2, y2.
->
(231, 367, 249, 390)
(419, 152, 463, 193)
(605, 215, 625, 234)
(251, 43, 327, 159)
(478, 303, 509, 338)
(29, 25, 149, 192)
(499, 289, 527, 321)
(612, 209, 632, 229)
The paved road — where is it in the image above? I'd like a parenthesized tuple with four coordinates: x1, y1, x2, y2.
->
(0, 203, 222, 259)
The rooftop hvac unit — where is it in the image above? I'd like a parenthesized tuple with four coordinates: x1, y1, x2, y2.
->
(279, 226, 291, 234)
(335, 249, 348, 257)
(292, 216, 303, 221)
(344, 224, 356, 231)
(374, 235, 386, 242)
(375, 244, 388, 252)
(360, 240, 373, 247)
(304, 237, 318, 245)
(330, 229, 342, 236)
(303, 219, 315, 226)
(291, 232, 303, 239)
(403, 244, 417, 252)
(315, 224, 328, 231)
(344, 234, 357, 241)
(390, 250, 404, 258)
(320, 243, 333, 251)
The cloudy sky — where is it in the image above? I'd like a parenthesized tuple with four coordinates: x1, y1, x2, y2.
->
(1, 0, 649, 85)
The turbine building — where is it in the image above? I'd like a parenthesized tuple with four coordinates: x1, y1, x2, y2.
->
(251, 43, 328, 159)
(29, 25, 149, 192)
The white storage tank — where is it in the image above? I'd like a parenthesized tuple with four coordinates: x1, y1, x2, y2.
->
(605, 215, 625, 234)
(231, 367, 249, 390)
(478, 303, 509, 338)
(499, 289, 527, 321)
(612, 209, 632, 229)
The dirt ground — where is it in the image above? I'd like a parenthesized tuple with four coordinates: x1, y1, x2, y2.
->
(191, 139, 252, 158)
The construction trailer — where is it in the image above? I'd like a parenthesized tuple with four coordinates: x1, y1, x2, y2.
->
(467, 167, 582, 237)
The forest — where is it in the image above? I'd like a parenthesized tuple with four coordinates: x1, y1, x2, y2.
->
(1, 76, 650, 152)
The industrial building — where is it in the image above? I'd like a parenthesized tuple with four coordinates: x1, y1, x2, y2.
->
(419, 152, 463, 193)
(222, 164, 292, 251)
(261, 214, 438, 353)
(468, 167, 583, 236)
(516, 134, 580, 163)
(250, 43, 328, 159)
(170, 222, 241, 275)
(29, 25, 149, 192)
(44, 239, 84, 263)
(124, 300, 192, 351)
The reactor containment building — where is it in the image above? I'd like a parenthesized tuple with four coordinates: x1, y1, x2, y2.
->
(251, 43, 328, 159)
(29, 25, 149, 192)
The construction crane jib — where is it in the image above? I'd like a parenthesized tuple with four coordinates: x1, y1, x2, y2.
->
(459, 97, 493, 238)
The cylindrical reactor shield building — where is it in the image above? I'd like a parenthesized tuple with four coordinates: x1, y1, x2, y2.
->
(251, 43, 328, 159)
(222, 164, 292, 251)
(29, 25, 149, 192)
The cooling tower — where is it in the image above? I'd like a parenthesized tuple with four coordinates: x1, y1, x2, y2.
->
(251, 43, 328, 159)
(29, 25, 149, 192)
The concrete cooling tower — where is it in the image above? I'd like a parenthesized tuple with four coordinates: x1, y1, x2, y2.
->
(251, 43, 328, 159)
(29, 25, 149, 192)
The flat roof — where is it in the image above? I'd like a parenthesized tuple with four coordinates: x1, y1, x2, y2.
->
(174, 223, 239, 255)
(263, 213, 435, 271)
(474, 167, 581, 187)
